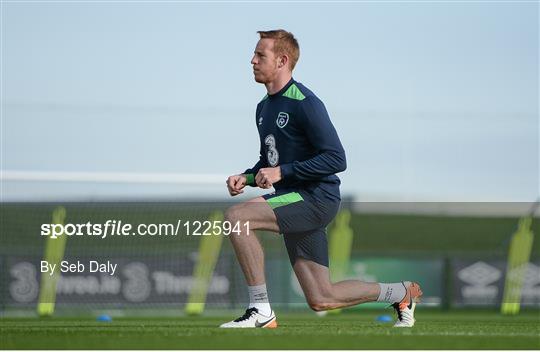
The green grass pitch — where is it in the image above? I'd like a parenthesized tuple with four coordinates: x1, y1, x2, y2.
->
(1, 310, 539, 349)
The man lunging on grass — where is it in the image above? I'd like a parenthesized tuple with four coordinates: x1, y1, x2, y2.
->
(222, 29, 422, 328)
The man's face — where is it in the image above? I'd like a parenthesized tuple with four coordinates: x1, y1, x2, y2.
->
(251, 38, 280, 83)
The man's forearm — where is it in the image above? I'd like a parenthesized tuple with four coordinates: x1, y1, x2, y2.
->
(280, 150, 346, 181)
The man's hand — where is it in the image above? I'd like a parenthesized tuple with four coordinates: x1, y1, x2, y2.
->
(255, 167, 282, 189)
(226, 174, 247, 196)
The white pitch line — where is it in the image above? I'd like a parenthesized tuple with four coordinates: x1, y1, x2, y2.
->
(406, 331, 540, 337)
(0, 170, 228, 185)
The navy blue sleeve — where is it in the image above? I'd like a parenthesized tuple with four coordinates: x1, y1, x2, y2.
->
(280, 96, 346, 180)
(242, 148, 265, 186)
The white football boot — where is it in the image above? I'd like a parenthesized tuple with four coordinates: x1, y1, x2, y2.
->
(219, 307, 277, 328)
(392, 281, 423, 327)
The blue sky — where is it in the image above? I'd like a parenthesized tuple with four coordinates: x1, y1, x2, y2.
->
(1, 1, 538, 201)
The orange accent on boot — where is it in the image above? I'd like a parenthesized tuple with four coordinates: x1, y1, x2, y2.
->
(399, 282, 423, 309)
(264, 319, 278, 328)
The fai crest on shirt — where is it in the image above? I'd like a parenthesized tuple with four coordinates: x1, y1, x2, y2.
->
(276, 112, 289, 128)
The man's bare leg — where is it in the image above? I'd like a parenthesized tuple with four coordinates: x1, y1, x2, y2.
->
(293, 258, 380, 311)
(220, 197, 281, 327)
(293, 257, 423, 327)
(224, 197, 280, 286)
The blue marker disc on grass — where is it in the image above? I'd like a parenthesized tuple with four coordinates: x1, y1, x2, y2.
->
(97, 314, 112, 322)
(376, 314, 392, 322)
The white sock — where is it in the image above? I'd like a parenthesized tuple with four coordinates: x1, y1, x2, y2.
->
(248, 283, 272, 316)
(377, 282, 406, 303)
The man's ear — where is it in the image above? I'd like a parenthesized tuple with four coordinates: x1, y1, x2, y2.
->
(279, 55, 289, 69)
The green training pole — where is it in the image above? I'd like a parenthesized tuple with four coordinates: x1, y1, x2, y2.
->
(327, 209, 354, 314)
(185, 211, 224, 315)
(501, 216, 535, 315)
(37, 206, 67, 317)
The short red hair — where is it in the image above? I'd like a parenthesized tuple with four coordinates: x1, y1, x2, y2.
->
(257, 29, 300, 70)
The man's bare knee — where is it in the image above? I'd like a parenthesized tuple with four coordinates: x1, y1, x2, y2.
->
(306, 296, 334, 312)
(224, 203, 263, 232)
(304, 285, 336, 312)
(224, 204, 246, 225)
(294, 260, 337, 311)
